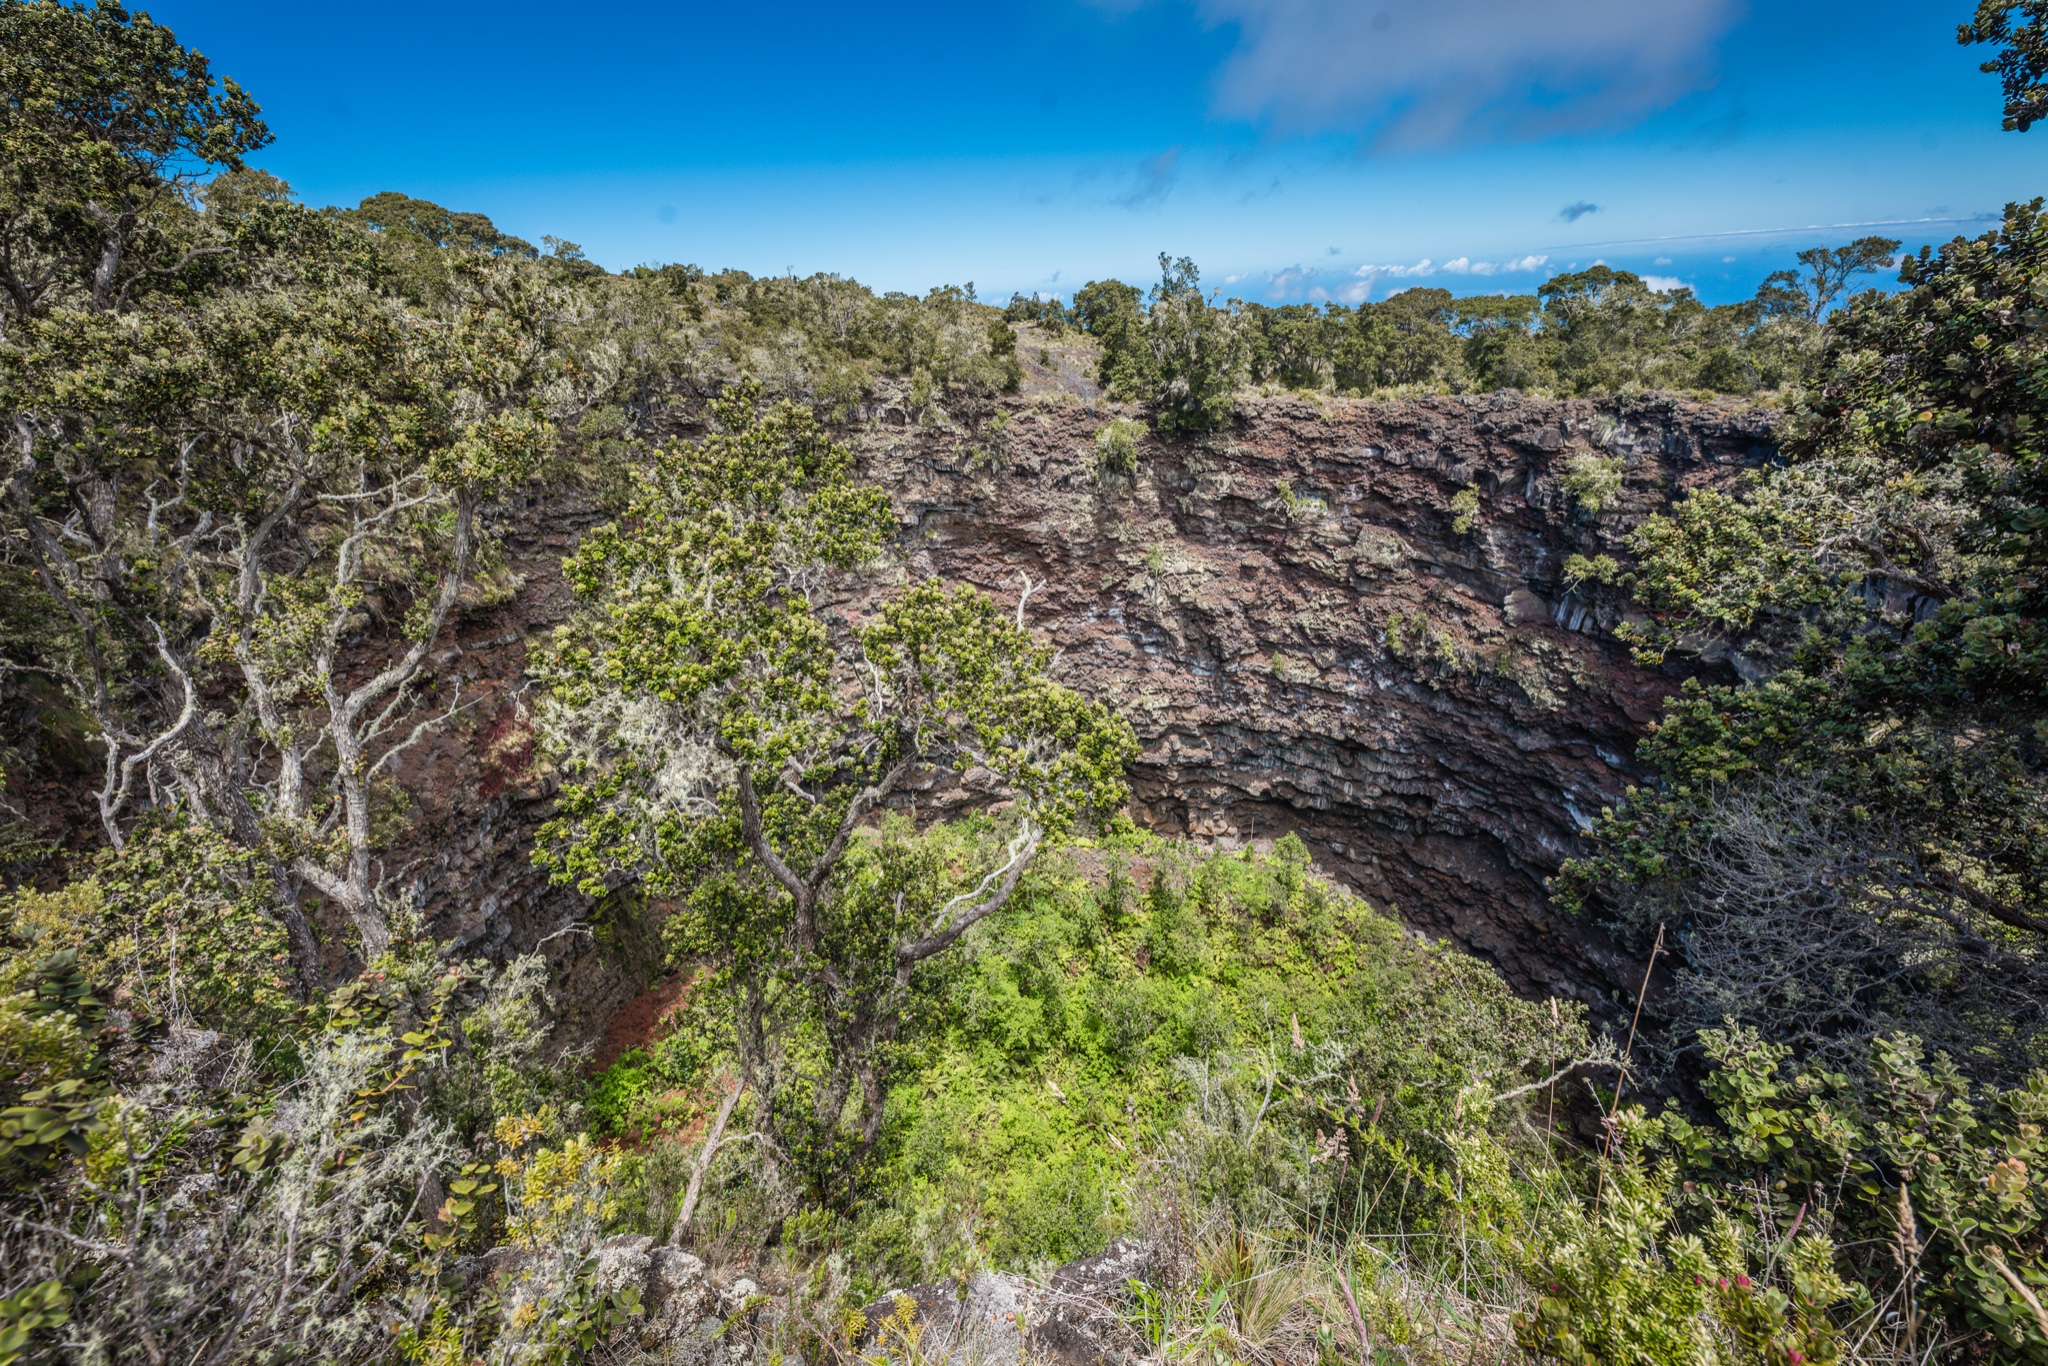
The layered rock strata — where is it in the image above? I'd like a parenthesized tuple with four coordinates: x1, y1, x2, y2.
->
(381, 392, 1771, 1014)
(853, 391, 1773, 1003)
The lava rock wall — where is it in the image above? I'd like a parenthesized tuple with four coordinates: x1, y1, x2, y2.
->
(388, 391, 1772, 1021)
(855, 390, 1773, 1003)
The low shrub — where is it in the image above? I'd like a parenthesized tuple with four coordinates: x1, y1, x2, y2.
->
(1094, 417, 1146, 478)
(1561, 451, 1626, 513)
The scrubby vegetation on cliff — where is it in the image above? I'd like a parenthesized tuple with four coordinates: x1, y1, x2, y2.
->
(0, 1, 2045, 1364)
(1560, 200, 2048, 1082)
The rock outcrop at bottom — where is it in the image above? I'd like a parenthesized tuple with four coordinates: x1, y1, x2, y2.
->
(851, 1236, 1161, 1366)
(580, 1234, 1158, 1365)
(593, 1236, 772, 1365)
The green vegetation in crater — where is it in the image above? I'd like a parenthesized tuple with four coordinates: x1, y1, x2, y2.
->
(0, 0, 2043, 1363)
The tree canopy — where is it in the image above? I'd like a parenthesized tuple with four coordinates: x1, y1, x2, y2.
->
(1564, 201, 2048, 1080)
(0, 0, 269, 318)
(537, 386, 1137, 1196)
(1962, 0, 2048, 129)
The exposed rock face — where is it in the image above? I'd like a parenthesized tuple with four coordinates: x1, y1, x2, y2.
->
(1027, 1234, 1160, 1366)
(587, 1232, 1153, 1365)
(854, 1270, 1032, 1363)
(381, 391, 1771, 1016)
(853, 391, 1773, 1003)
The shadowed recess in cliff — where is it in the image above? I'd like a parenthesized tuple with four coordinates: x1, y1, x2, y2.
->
(845, 387, 1774, 1006)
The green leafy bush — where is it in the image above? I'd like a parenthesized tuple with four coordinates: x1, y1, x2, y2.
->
(585, 1031, 709, 1138)
(1659, 1027, 2048, 1360)
(664, 832, 1594, 1290)
(1570, 203, 2048, 1091)
(1450, 484, 1482, 534)
(1561, 452, 1626, 513)
(1077, 257, 1247, 435)
(1094, 416, 1146, 478)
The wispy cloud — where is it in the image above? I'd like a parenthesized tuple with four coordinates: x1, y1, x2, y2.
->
(1116, 147, 1182, 208)
(1235, 253, 1553, 305)
(1559, 201, 1600, 222)
(1354, 257, 1437, 278)
(1264, 264, 1318, 298)
(1189, 0, 1741, 145)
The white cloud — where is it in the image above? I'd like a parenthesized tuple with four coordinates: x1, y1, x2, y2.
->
(1442, 253, 1548, 276)
(1337, 252, 1554, 299)
(1265, 264, 1316, 297)
(1653, 256, 1673, 265)
(1642, 274, 1691, 293)
(1355, 257, 1435, 278)
(1190, 0, 1740, 145)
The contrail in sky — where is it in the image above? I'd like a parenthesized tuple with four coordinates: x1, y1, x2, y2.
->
(1544, 213, 2000, 251)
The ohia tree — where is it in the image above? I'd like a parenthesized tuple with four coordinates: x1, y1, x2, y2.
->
(536, 384, 1135, 1197)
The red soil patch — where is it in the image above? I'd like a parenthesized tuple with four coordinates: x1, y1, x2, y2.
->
(589, 973, 695, 1073)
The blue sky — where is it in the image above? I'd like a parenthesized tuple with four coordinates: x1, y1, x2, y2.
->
(154, 0, 2048, 305)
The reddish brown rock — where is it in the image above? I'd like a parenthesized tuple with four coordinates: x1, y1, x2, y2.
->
(373, 390, 1771, 1020)
(850, 390, 1771, 1005)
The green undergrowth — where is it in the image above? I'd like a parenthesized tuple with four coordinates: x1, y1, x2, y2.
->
(593, 830, 1585, 1292)
(588, 826, 2048, 1357)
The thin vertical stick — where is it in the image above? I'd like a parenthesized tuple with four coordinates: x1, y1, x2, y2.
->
(672, 1074, 745, 1244)
(1336, 1262, 1372, 1365)
(1545, 998, 1560, 1140)
(1592, 925, 1664, 1218)
(1603, 924, 1664, 1158)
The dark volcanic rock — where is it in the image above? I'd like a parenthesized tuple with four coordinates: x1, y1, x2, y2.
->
(1028, 1235, 1157, 1366)
(370, 390, 1769, 1020)
(851, 390, 1771, 1005)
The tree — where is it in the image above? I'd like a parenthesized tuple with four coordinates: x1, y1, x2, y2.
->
(1962, 0, 2048, 129)
(1333, 287, 1461, 393)
(1455, 294, 1553, 392)
(536, 386, 1136, 1197)
(1145, 254, 1248, 435)
(0, 1, 587, 990)
(0, 0, 270, 321)
(1536, 266, 1672, 393)
(1754, 236, 1901, 322)
(1071, 276, 1152, 401)
(1567, 202, 2048, 1080)
(1002, 291, 1069, 335)
(1243, 301, 1338, 391)
(3, 240, 570, 983)
(345, 191, 538, 260)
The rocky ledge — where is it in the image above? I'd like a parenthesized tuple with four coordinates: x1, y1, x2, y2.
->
(578, 1232, 1160, 1365)
(856, 390, 1773, 1004)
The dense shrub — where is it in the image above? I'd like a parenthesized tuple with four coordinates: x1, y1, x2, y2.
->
(1075, 257, 1248, 434)
(613, 831, 1591, 1298)
(0, 837, 627, 1363)
(1566, 201, 2048, 1085)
